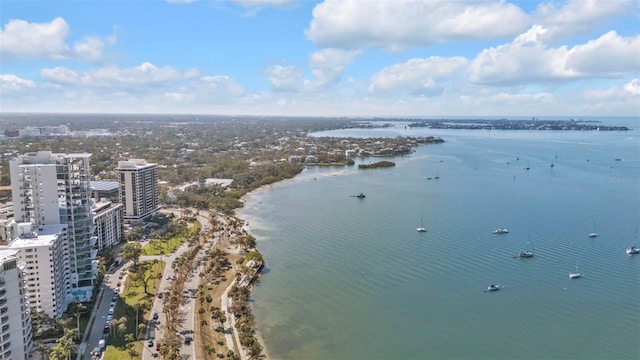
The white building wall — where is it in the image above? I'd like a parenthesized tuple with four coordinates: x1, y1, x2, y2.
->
(0, 249, 33, 360)
(118, 159, 159, 223)
(9, 163, 59, 225)
(92, 202, 123, 250)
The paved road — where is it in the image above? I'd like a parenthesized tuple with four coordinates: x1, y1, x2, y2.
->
(80, 208, 220, 360)
(80, 265, 127, 359)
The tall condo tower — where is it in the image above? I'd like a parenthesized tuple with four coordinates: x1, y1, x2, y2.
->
(0, 249, 33, 359)
(9, 151, 97, 291)
(117, 159, 159, 223)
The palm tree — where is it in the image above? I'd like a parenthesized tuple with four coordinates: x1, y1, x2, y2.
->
(72, 303, 87, 341)
(35, 342, 51, 360)
(49, 329, 74, 360)
(133, 297, 152, 338)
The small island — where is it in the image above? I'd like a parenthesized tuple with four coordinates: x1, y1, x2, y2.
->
(358, 161, 396, 169)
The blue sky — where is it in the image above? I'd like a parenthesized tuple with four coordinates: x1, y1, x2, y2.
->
(1, 0, 639, 117)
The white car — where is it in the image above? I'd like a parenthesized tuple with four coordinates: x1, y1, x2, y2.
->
(165, 275, 171, 280)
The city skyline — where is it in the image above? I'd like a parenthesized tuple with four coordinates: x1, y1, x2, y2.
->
(1, 0, 639, 117)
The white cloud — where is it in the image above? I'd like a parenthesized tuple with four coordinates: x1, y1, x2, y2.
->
(0, 74, 36, 91)
(200, 75, 246, 96)
(306, 0, 528, 50)
(41, 62, 186, 87)
(307, 48, 361, 90)
(368, 56, 468, 96)
(623, 79, 640, 96)
(581, 81, 640, 114)
(565, 31, 640, 76)
(469, 27, 640, 85)
(0, 17, 116, 61)
(265, 65, 304, 92)
(1, 17, 71, 60)
(533, 0, 636, 43)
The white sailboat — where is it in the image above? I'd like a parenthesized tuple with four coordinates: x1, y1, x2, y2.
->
(569, 263, 581, 279)
(627, 227, 639, 255)
(588, 221, 598, 238)
(416, 217, 427, 233)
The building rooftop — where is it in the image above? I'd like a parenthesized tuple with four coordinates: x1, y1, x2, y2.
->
(7, 223, 67, 248)
(90, 181, 119, 191)
(0, 249, 18, 261)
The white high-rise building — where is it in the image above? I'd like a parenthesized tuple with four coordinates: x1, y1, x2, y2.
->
(8, 151, 98, 307)
(92, 200, 124, 250)
(7, 223, 70, 318)
(0, 249, 33, 360)
(117, 159, 159, 223)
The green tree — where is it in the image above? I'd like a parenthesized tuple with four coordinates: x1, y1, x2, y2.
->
(70, 303, 87, 341)
(35, 342, 51, 360)
(127, 347, 139, 360)
(49, 328, 75, 360)
(120, 242, 142, 266)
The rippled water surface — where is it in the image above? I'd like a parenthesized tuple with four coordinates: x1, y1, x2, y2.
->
(238, 119, 640, 360)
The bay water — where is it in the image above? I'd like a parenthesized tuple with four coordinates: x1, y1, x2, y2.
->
(238, 118, 640, 360)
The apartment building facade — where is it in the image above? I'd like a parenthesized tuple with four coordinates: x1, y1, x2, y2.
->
(7, 223, 71, 318)
(0, 249, 33, 360)
(8, 151, 98, 313)
(91, 200, 124, 250)
(117, 159, 159, 223)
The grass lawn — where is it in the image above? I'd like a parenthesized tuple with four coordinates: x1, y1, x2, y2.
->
(103, 260, 165, 359)
(103, 342, 143, 360)
(142, 221, 201, 256)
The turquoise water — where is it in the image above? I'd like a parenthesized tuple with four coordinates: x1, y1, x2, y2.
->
(238, 119, 640, 360)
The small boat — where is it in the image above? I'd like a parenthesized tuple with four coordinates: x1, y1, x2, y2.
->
(569, 264, 581, 279)
(615, 158, 622, 161)
(485, 284, 501, 292)
(355, 193, 366, 199)
(416, 217, 427, 233)
(519, 250, 534, 258)
(492, 228, 509, 234)
(626, 246, 639, 255)
(588, 221, 598, 238)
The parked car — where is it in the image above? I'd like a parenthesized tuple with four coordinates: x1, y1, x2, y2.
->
(153, 312, 159, 320)
(184, 336, 192, 345)
(156, 343, 161, 351)
(103, 324, 110, 334)
(147, 339, 154, 347)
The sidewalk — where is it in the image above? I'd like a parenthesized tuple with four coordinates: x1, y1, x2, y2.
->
(220, 279, 246, 360)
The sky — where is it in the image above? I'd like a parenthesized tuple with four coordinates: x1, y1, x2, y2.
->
(1, 0, 639, 117)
